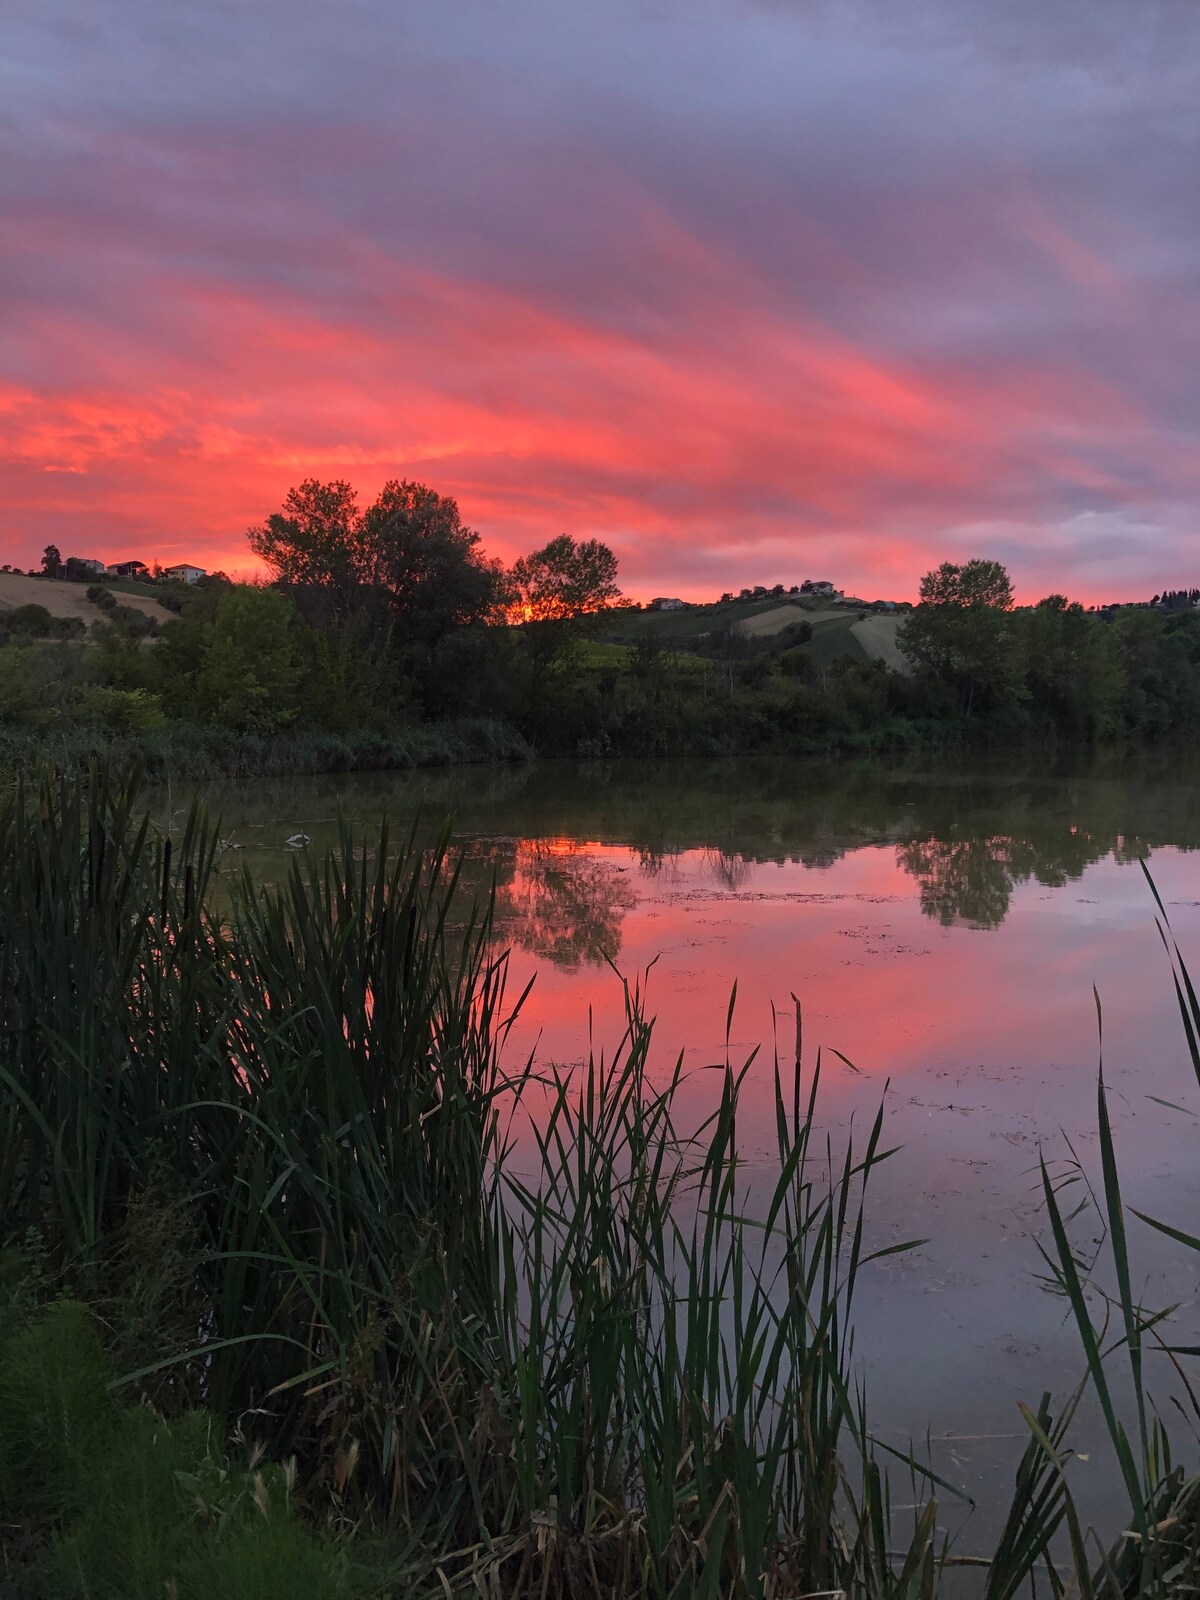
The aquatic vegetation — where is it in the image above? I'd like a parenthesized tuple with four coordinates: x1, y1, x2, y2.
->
(0, 716, 534, 784)
(0, 766, 1196, 1596)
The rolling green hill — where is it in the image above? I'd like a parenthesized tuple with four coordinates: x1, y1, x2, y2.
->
(599, 597, 883, 667)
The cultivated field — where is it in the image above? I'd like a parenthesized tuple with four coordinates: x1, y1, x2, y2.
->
(851, 613, 907, 670)
(736, 603, 843, 637)
(0, 572, 177, 627)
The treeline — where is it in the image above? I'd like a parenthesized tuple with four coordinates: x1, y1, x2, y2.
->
(1152, 587, 1200, 610)
(896, 560, 1200, 738)
(2, 487, 1199, 772)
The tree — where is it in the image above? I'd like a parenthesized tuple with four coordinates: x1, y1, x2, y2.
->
(247, 480, 360, 609)
(918, 558, 1014, 611)
(898, 559, 1022, 715)
(248, 478, 507, 641)
(509, 535, 623, 622)
(1021, 594, 1122, 736)
(357, 480, 509, 641)
(41, 545, 62, 579)
(194, 587, 302, 733)
(297, 615, 411, 733)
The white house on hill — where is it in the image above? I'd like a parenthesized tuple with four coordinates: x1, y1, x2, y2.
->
(165, 563, 207, 584)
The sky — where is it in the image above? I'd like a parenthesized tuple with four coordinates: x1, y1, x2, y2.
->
(2, 0, 1198, 601)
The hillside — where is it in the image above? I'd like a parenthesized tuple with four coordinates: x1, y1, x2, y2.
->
(0, 572, 178, 629)
(605, 596, 909, 670)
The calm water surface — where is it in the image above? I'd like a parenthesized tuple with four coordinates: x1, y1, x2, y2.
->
(193, 753, 1200, 1548)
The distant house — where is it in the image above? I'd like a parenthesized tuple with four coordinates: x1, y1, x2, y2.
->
(73, 557, 110, 575)
(110, 559, 148, 579)
(648, 597, 686, 611)
(165, 563, 207, 585)
(801, 579, 837, 597)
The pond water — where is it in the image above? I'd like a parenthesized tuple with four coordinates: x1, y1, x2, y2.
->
(190, 752, 1200, 1553)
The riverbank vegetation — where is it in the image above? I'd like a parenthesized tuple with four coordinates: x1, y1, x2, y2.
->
(3, 483, 1199, 778)
(2, 766, 1199, 1595)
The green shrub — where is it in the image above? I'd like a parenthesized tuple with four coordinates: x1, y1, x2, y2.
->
(0, 1301, 116, 1529)
(6, 602, 57, 634)
(77, 685, 168, 733)
(0, 1301, 377, 1597)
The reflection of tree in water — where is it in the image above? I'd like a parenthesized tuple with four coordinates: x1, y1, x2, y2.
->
(897, 837, 1022, 928)
(209, 753, 1200, 942)
(639, 843, 751, 891)
(700, 848, 752, 892)
(500, 840, 637, 971)
(897, 829, 1116, 929)
(637, 845, 679, 878)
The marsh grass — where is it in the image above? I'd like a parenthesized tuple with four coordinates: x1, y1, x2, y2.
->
(0, 717, 533, 783)
(1023, 871, 1200, 1599)
(0, 766, 1197, 1596)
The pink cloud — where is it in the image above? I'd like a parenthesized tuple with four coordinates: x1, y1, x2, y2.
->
(2, 72, 1197, 602)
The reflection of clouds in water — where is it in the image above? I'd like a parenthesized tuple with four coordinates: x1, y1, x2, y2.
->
(502, 841, 755, 968)
(499, 840, 637, 972)
(492, 822, 1131, 966)
(204, 759, 1200, 955)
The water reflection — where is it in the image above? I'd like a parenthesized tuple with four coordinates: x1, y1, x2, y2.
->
(186, 753, 1200, 1539)
(194, 754, 1200, 969)
(502, 841, 637, 971)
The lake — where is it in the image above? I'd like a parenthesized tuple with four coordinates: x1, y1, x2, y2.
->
(188, 751, 1200, 1552)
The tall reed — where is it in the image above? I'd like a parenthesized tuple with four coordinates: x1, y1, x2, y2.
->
(1027, 871, 1200, 1599)
(0, 765, 1109, 1596)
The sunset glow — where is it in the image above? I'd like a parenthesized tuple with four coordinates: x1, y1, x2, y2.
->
(4, 1, 1198, 599)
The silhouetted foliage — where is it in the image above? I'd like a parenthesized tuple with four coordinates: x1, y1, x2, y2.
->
(510, 533, 624, 621)
(249, 478, 508, 642)
(6, 498, 1200, 765)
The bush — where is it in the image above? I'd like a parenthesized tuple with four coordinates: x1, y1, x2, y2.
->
(0, 646, 55, 727)
(5, 603, 56, 635)
(78, 686, 168, 733)
(778, 644, 816, 682)
(0, 1301, 376, 1596)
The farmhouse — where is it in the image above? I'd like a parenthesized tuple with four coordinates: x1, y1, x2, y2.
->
(648, 597, 686, 611)
(165, 563, 208, 584)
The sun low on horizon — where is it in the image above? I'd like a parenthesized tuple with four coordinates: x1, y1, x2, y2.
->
(3, 0, 1198, 605)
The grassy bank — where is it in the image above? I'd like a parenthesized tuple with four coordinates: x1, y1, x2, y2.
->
(1, 768, 1198, 1595)
(0, 716, 533, 783)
